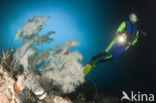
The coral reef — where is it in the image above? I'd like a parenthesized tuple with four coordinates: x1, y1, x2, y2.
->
(0, 67, 20, 103)
(0, 16, 85, 103)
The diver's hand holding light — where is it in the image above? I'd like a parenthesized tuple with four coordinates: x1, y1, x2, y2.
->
(118, 33, 127, 43)
(118, 35, 126, 43)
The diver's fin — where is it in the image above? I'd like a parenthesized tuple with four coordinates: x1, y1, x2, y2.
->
(83, 64, 96, 75)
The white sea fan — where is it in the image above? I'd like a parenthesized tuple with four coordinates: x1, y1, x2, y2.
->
(14, 16, 85, 94)
(15, 16, 48, 40)
(20, 49, 35, 72)
(14, 16, 53, 73)
(13, 41, 35, 72)
(41, 40, 85, 94)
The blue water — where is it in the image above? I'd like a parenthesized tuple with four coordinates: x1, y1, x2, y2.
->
(0, 0, 139, 93)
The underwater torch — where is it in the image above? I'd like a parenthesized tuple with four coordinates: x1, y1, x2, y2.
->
(118, 33, 127, 44)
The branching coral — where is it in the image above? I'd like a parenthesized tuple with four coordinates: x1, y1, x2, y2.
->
(14, 16, 54, 73)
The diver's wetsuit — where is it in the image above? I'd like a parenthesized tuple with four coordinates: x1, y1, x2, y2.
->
(91, 21, 139, 66)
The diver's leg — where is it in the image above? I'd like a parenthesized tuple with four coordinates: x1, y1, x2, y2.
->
(105, 37, 118, 53)
(94, 44, 126, 66)
(83, 55, 114, 75)
(90, 51, 107, 64)
(83, 38, 118, 75)
(89, 37, 118, 64)
(95, 55, 114, 66)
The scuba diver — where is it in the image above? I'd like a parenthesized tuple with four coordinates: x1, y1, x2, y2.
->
(83, 13, 140, 75)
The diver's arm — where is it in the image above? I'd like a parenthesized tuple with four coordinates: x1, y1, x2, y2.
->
(116, 21, 126, 35)
(132, 30, 139, 45)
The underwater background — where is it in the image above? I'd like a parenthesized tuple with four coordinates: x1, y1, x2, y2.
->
(0, 0, 156, 97)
